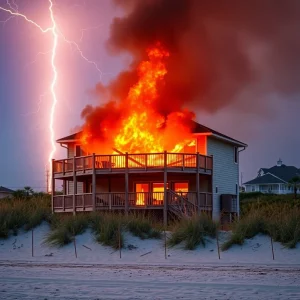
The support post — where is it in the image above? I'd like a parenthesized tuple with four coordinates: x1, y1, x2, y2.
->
(73, 156, 77, 216)
(63, 180, 66, 195)
(51, 159, 55, 213)
(92, 153, 96, 211)
(196, 152, 200, 214)
(163, 151, 168, 227)
(211, 155, 216, 220)
(125, 152, 129, 215)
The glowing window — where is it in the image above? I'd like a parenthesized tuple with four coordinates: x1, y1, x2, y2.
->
(153, 183, 168, 201)
(135, 184, 149, 205)
(174, 182, 188, 195)
(135, 183, 149, 193)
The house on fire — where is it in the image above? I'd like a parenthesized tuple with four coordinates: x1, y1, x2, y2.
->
(52, 122, 247, 225)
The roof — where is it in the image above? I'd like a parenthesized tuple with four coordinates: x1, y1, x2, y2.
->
(261, 165, 300, 182)
(244, 173, 286, 185)
(190, 121, 247, 147)
(0, 186, 14, 193)
(244, 160, 300, 185)
(56, 132, 81, 143)
(57, 121, 247, 147)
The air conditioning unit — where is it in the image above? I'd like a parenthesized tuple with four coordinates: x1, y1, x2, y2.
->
(220, 194, 237, 213)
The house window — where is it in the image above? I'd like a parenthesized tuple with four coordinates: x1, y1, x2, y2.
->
(135, 183, 149, 193)
(174, 182, 189, 196)
(251, 185, 255, 192)
(135, 183, 150, 205)
(153, 182, 168, 201)
(75, 145, 88, 157)
(234, 147, 238, 163)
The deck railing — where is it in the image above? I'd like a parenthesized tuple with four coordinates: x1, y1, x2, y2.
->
(53, 191, 213, 211)
(53, 152, 213, 173)
(53, 193, 93, 211)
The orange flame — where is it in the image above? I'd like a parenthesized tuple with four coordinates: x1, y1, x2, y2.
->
(81, 43, 195, 154)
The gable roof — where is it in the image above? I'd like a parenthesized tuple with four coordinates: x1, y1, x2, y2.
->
(57, 121, 247, 147)
(244, 173, 286, 185)
(0, 186, 14, 193)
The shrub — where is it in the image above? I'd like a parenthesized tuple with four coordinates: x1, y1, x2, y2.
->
(168, 214, 218, 250)
(239, 192, 265, 201)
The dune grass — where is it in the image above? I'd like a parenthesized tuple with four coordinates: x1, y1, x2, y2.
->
(222, 197, 300, 250)
(44, 214, 90, 247)
(44, 212, 163, 249)
(0, 196, 51, 238)
(91, 214, 123, 249)
(168, 214, 218, 250)
(125, 213, 162, 240)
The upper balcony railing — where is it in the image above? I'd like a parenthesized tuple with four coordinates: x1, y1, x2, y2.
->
(53, 152, 213, 174)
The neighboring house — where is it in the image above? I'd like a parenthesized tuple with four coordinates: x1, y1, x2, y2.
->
(243, 159, 300, 194)
(51, 121, 247, 225)
(0, 186, 14, 199)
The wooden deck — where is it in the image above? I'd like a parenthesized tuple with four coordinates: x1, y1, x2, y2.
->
(53, 152, 213, 178)
(53, 191, 213, 213)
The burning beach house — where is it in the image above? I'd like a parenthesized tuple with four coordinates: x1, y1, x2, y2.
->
(52, 122, 247, 225)
(51, 44, 247, 225)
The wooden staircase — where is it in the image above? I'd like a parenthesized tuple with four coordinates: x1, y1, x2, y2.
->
(167, 189, 199, 220)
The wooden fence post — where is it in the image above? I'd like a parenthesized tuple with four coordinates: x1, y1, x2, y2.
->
(119, 224, 122, 259)
(31, 229, 34, 257)
(270, 236, 275, 260)
(216, 229, 221, 260)
(164, 229, 167, 259)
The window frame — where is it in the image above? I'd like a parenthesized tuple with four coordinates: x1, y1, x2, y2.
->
(234, 146, 238, 164)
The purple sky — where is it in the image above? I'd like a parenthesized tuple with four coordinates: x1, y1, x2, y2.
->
(0, 0, 299, 191)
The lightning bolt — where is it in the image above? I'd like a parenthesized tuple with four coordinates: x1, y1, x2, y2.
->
(0, 1, 55, 192)
(0, 0, 103, 192)
(48, 0, 58, 193)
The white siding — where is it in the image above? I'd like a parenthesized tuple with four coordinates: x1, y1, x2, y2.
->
(207, 137, 239, 220)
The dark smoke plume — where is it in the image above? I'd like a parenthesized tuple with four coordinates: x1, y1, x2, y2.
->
(103, 0, 300, 113)
(80, 0, 300, 146)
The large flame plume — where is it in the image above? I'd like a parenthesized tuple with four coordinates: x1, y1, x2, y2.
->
(80, 43, 195, 154)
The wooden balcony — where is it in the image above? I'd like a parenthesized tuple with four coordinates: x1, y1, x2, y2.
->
(53, 191, 213, 213)
(53, 152, 213, 178)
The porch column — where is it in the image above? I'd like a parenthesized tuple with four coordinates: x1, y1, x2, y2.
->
(73, 156, 77, 216)
(125, 152, 129, 215)
(163, 151, 168, 227)
(62, 180, 66, 195)
(196, 152, 200, 214)
(278, 184, 281, 194)
(92, 153, 96, 211)
(51, 159, 55, 213)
